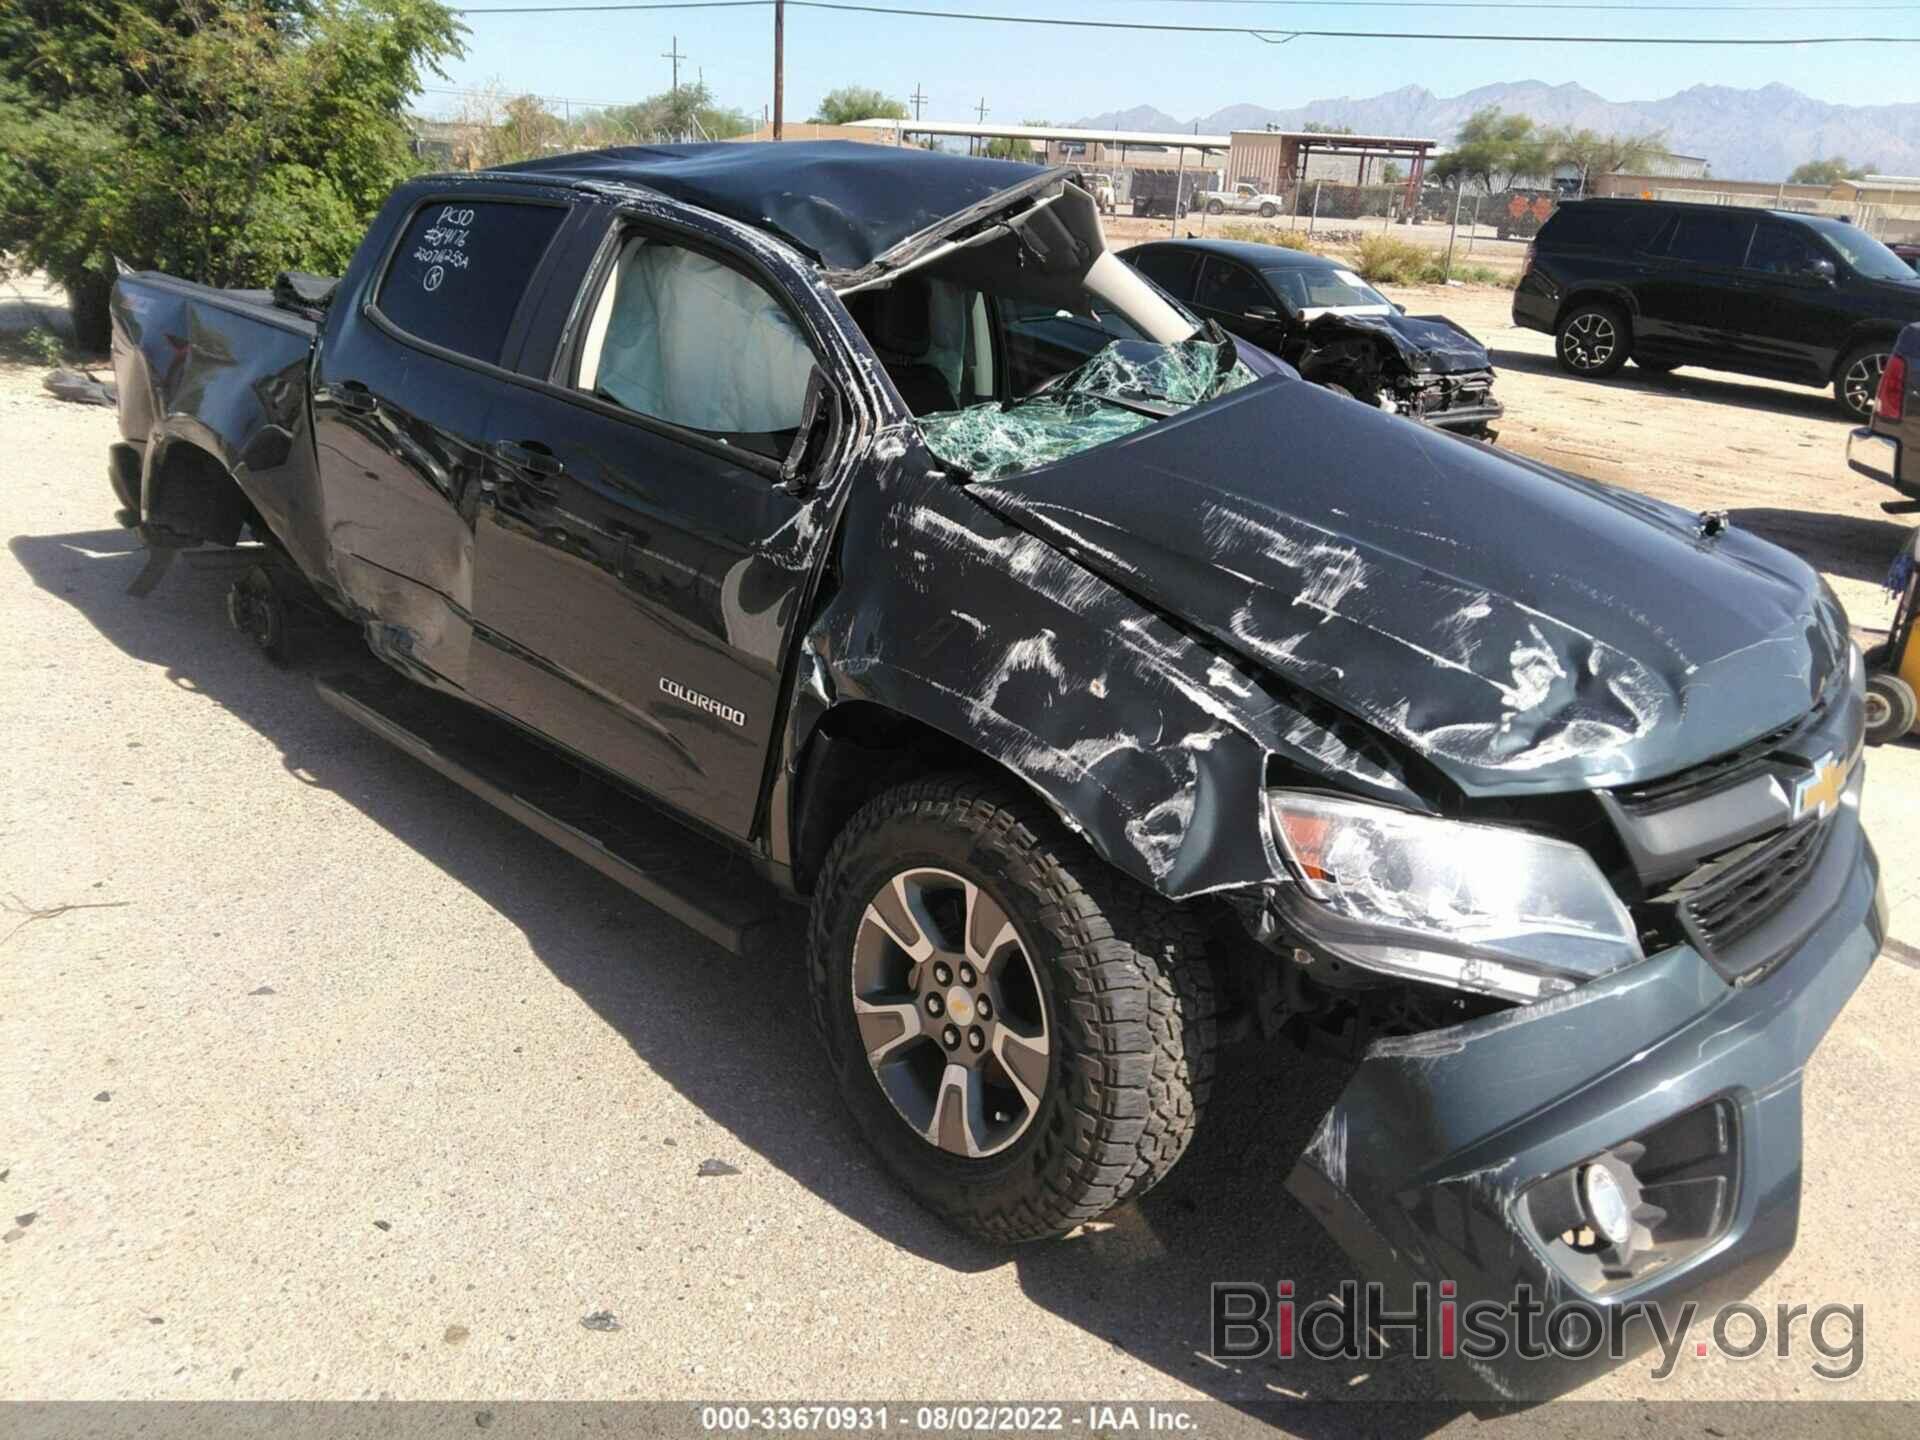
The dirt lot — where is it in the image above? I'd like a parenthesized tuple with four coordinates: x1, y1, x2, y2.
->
(2, 270, 1918, 1424)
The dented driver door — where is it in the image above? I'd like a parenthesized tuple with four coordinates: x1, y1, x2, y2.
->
(468, 214, 827, 840)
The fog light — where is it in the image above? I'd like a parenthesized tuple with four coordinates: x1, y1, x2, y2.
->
(1581, 1163, 1633, 1246)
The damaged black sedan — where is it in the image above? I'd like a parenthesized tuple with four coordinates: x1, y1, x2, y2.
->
(1122, 237, 1503, 436)
(107, 142, 1879, 1399)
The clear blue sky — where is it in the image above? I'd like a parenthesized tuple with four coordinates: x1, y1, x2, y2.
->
(431, 1, 1917, 126)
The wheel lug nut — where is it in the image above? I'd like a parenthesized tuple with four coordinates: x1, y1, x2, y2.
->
(967, 1027, 985, 1052)
(943, 1024, 961, 1049)
(975, 996, 992, 1020)
(932, 961, 952, 985)
(958, 962, 976, 985)
(926, 994, 943, 1016)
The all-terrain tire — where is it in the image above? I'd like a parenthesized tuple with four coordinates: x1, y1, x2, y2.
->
(808, 773, 1217, 1243)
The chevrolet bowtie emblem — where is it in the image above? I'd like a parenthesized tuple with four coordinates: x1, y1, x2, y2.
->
(1791, 751, 1850, 823)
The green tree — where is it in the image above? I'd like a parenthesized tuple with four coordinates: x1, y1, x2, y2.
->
(600, 81, 751, 145)
(0, 1, 464, 349)
(1301, 121, 1354, 135)
(984, 121, 1048, 161)
(1546, 125, 1669, 195)
(1788, 156, 1875, 186)
(810, 85, 907, 126)
(1430, 107, 1552, 195)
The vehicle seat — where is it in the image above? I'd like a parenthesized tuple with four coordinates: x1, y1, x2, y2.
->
(845, 278, 959, 415)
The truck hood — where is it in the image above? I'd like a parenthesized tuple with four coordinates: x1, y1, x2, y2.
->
(972, 374, 1847, 797)
(1305, 310, 1493, 376)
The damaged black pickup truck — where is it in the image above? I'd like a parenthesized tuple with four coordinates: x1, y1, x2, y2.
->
(110, 143, 1881, 1397)
(1121, 238, 1503, 436)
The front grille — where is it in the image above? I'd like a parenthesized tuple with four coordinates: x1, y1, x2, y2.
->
(1677, 819, 1829, 981)
(1419, 371, 1494, 414)
(1615, 694, 1827, 814)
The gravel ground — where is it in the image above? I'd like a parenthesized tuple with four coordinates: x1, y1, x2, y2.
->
(2, 273, 1918, 1424)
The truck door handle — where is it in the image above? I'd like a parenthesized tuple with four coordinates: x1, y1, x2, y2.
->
(335, 381, 376, 414)
(491, 439, 566, 477)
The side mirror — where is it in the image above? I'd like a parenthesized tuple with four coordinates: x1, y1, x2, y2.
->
(1802, 256, 1838, 285)
(1394, 303, 1408, 314)
(779, 366, 836, 494)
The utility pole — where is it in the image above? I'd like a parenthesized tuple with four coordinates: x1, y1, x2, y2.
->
(972, 97, 988, 157)
(662, 35, 685, 92)
(772, 0, 784, 140)
(910, 83, 927, 121)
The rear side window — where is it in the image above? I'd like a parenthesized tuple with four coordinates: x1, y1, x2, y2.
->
(1537, 204, 1667, 253)
(1664, 213, 1756, 267)
(1129, 248, 1200, 301)
(376, 200, 568, 364)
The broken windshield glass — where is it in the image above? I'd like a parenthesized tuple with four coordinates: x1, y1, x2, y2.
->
(919, 335, 1255, 482)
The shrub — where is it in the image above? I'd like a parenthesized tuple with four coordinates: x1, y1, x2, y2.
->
(15, 326, 68, 366)
(1351, 234, 1444, 285)
(0, 2, 465, 350)
(1216, 222, 1321, 253)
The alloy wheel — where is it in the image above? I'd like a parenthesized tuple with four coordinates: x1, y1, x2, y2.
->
(1842, 351, 1887, 418)
(851, 867, 1050, 1159)
(1560, 312, 1618, 372)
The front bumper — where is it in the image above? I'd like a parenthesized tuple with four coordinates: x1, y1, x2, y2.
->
(1286, 802, 1883, 1401)
(1420, 397, 1505, 435)
(1847, 426, 1911, 493)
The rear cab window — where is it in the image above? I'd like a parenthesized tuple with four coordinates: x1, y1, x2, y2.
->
(375, 198, 569, 365)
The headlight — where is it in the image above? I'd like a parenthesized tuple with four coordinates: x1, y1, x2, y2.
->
(1267, 790, 1643, 1003)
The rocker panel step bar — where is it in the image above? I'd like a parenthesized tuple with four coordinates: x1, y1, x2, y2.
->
(314, 666, 788, 958)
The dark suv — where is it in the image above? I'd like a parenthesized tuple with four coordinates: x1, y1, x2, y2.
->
(1514, 198, 1920, 418)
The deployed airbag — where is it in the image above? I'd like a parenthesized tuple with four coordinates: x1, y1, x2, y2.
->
(590, 241, 814, 435)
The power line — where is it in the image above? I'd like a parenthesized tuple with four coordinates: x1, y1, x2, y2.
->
(454, 0, 1920, 12)
(796, 2, 1920, 39)
(453, 1, 1920, 40)
(986, 0, 1920, 9)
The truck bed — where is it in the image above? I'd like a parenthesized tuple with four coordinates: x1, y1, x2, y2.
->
(110, 270, 330, 579)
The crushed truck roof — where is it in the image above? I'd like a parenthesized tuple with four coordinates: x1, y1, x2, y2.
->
(492, 141, 1053, 273)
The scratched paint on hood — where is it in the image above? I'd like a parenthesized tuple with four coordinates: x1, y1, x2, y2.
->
(971, 371, 1847, 795)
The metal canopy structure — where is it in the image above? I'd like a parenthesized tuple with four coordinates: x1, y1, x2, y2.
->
(848, 116, 1230, 162)
(1226, 129, 1441, 210)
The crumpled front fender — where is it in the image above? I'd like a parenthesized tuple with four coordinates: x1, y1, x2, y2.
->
(788, 448, 1423, 900)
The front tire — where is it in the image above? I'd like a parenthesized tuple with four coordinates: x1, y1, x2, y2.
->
(808, 774, 1216, 1243)
(1555, 303, 1629, 377)
(1836, 343, 1890, 421)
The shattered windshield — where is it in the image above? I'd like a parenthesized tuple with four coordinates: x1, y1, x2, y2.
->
(920, 334, 1255, 482)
